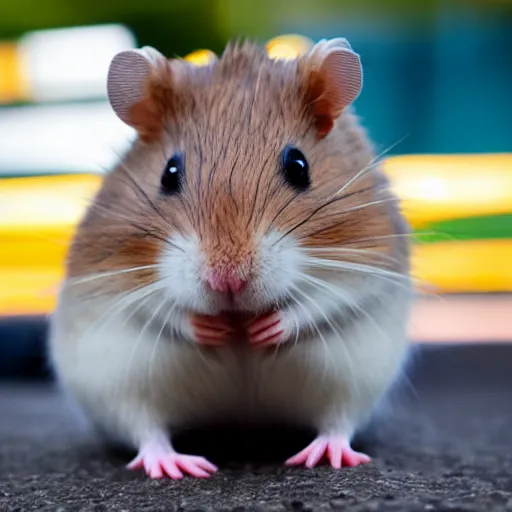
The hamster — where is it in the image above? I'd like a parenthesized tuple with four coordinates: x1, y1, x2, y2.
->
(49, 38, 412, 479)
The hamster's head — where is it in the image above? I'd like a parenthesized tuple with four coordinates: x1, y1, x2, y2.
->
(69, 39, 410, 318)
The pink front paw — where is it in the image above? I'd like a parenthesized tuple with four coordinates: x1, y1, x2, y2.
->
(128, 442, 217, 480)
(246, 311, 287, 348)
(286, 435, 371, 469)
(190, 313, 234, 347)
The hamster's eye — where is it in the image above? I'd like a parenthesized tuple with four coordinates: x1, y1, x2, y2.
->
(161, 153, 184, 195)
(281, 146, 310, 191)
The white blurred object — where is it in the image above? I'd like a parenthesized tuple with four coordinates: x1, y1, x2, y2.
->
(0, 102, 135, 174)
(18, 24, 136, 102)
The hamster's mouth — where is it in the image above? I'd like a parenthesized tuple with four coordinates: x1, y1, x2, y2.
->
(219, 294, 293, 316)
(197, 283, 294, 316)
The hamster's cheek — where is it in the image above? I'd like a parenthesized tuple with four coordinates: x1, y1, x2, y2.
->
(253, 230, 305, 306)
(157, 233, 209, 313)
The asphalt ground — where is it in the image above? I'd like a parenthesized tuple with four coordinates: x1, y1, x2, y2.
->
(1, 343, 511, 511)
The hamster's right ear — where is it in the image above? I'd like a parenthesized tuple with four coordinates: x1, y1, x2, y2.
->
(107, 46, 171, 141)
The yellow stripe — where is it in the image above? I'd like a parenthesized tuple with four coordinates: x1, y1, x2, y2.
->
(0, 174, 102, 233)
(0, 174, 102, 316)
(412, 239, 512, 293)
(384, 154, 512, 228)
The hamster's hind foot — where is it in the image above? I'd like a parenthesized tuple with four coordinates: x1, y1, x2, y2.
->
(285, 434, 371, 469)
(189, 313, 235, 347)
(127, 436, 218, 479)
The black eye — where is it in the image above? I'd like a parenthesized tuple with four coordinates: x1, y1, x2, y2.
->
(160, 153, 184, 195)
(281, 146, 310, 191)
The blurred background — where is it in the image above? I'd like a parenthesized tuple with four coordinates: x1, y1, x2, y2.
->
(0, 0, 511, 379)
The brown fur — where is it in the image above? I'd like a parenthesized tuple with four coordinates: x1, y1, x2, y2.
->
(67, 40, 409, 296)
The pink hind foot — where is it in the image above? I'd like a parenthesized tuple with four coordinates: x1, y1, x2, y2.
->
(127, 438, 217, 479)
(285, 435, 371, 469)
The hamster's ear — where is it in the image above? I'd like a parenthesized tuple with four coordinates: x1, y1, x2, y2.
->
(107, 46, 170, 140)
(300, 38, 362, 138)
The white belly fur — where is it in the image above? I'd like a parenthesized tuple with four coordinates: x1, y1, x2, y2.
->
(49, 288, 410, 448)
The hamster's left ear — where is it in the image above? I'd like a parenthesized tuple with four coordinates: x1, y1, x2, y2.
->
(107, 46, 171, 141)
(300, 38, 363, 138)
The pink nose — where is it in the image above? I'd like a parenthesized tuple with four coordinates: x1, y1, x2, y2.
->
(206, 271, 248, 295)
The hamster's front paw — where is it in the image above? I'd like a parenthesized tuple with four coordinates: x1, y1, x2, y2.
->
(246, 310, 294, 348)
(188, 313, 235, 346)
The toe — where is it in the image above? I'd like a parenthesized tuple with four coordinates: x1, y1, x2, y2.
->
(286, 441, 316, 466)
(191, 456, 218, 473)
(247, 311, 281, 335)
(148, 464, 164, 479)
(178, 461, 211, 478)
(194, 326, 231, 339)
(342, 450, 371, 467)
(305, 439, 328, 468)
(127, 454, 143, 470)
(250, 325, 284, 345)
(285, 452, 308, 466)
(327, 440, 343, 469)
(175, 456, 214, 478)
(191, 315, 233, 332)
(161, 459, 184, 479)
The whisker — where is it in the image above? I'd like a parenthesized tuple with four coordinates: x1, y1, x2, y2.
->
(291, 283, 343, 342)
(333, 160, 380, 199)
(288, 283, 332, 381)
(264, 136, 401, 238)
(67, 265, 160, 287)
(116, 161, 170, 227)
(292, 196, 397, 242)
(334, 134, 409, 199)
(297, 273, 395, 361)
(113, 158, 196, 245)
(304, 257, 411, 283)
(354, 233, 418, 243)
(289, 295, 301, 349)
(303, 247, 401, 266)
(270, 182, 380, 247)
(148, 302, 178, 395)
(88, 199, 142, 224)
(124, 291, 172, 390)
(86, 198, 186, 253)
(304, 256, 430, 294)
(122, 293, 166, 391)
(269, 290, 302, 359)
(300, 269, 413, 402)
(292, 276, 357, 381)
(339, 197, 398, 214)
(75, 281, 165, 348)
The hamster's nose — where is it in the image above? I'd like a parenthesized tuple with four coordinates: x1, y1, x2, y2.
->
(206, 269, 248, 295)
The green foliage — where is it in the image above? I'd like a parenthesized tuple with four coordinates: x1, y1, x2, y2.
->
(0, 0, 225, 56)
